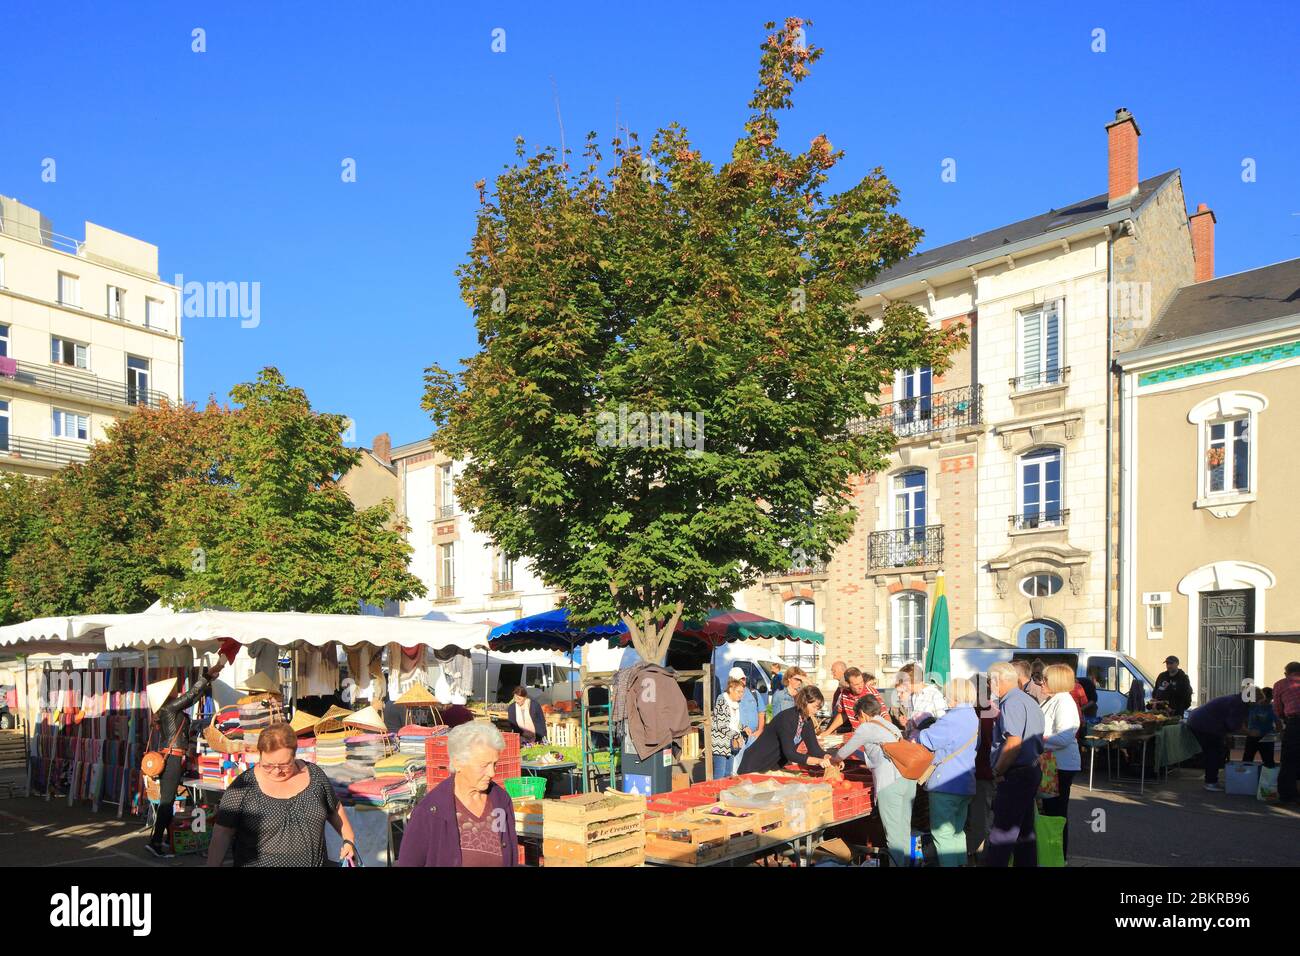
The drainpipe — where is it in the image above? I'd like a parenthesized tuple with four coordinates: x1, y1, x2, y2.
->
(1104, 226, 1115, 653)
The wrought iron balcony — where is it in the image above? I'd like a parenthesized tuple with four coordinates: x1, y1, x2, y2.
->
(868, 525, 944, 570)
(437, 504, 456, 519)
(0, 435, 92, 467)
(0, 359, 168, 408)
(1009, 509, 1069, 531)
(492, 577, 515, 594)
(877, 384, 982, 439)
(437, 584, 456, 600)
(1008, 367, 1070, 392)
(879, 652, 924, 670)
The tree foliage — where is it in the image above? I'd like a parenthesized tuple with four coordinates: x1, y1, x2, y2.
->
(423, 18, 965, 661)
(0, 368, 425, 622)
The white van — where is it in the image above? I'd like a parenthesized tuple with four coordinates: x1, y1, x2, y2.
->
(948, 643, 1158, 717)
(470, 650, 577, 705)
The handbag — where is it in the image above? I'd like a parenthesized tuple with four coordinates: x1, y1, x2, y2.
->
(1038, 750, 1060, 799)
(872, 719, 936, 782)
(142, 721, 185, 779)
(730, 733, 746, 755)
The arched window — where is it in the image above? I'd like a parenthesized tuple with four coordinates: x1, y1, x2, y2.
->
(892, 591, 927, 661)
(1018, 619, 1064, 650)
(782, 599, 819, 670)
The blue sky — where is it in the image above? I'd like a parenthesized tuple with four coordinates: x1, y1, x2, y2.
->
(3, 1, 1297, 447)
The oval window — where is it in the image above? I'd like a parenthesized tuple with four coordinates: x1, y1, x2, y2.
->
(1020, 573, 1063, 598)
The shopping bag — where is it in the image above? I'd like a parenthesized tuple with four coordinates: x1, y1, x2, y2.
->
(1037, 751, 1059, 799)
(1257, 766, 1280, 802)
(1034, 812, 1066, 868)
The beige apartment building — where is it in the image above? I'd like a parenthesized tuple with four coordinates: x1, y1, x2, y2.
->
(0, 196, 182, 476)
(387, 438, 556, 626)
(745, 108, 1208, 690)
(1119, 257, 1300, 704)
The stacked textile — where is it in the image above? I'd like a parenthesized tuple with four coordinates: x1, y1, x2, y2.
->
(213, 706, 241, 736)
(346, 776, 417, 808)
(315, 731, 349, 767)
(374, 752, 422, 780)
(197, 754, 225, 783)
(344, 733, 392, 769)
(238, 699, 275, 733)
(397, 724, 441, 757)
(296, 743, 317, 765)
(321, 762, 371, 804)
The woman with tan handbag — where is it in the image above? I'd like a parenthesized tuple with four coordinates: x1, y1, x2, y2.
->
(830, 694, 916, 866)
(144, 656, 225, 859)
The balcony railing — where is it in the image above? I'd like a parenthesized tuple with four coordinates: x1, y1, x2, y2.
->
(437, 504, 456, 519)
(437, 584, 456, 600)
(871, 384, 983, 439)
(493, 577, 515, 594)
(0, 435, 92, 467)
(1009, 509, 1069, 531)
(1, 359, 168, 408)
(1009, 367, 1070, 392)
(879, 652, 924, 670)
(868, 525, 944, 570)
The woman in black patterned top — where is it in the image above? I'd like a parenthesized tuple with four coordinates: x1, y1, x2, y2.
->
(207, 723, 357, 867)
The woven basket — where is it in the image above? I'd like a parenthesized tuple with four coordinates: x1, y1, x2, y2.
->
(203, 723, 247, 755)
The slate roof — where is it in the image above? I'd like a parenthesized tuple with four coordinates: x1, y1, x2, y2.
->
(1138, 257, 1300, 349)
(864, 170, 1180, 291)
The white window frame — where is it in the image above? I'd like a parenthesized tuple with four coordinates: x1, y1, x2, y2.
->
(891, 590, 927, 661)
(1188, 391, 1266, 513)
(1017, 298, 1064, 388)
(1146, 604, 1164, 634)
(439, 463, 456, 514)
(126, 355, 151, 405)
(57, 272, 81, 308)
(0, 253, 6, 289)
(0, 399, 9, 452)
(52, 408, 91, 442)
(1019, 573, 1063, 598)
(0, 324, 8, 358)
(438, 542, 455, 593)
(51, 336, 90, 370)
(1017, 446, 1064, 521)
(782, 599, 820, 670)
(107, 286, 126, 320)
(145, 297, 163, 330)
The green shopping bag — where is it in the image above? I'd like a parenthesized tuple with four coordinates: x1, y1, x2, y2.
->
(1034, 809, 1066, 867)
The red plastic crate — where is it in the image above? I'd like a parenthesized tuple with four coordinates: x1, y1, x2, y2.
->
(427, 767, 451, 787)
(500, 732, 520, 758)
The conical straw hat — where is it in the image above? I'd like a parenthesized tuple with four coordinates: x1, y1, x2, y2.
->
(238, 672, 282, 696)
(343, 705, 387, 732)
(319, 704, 353, 723)
(395, 683, 436, 706)
(289, 710, 321, 735)
(147, 678, 177, 713)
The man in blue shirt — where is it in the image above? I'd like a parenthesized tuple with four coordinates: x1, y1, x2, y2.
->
(984, 662, 1045, 867)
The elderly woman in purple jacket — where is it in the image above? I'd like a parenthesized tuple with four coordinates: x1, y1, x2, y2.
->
(397, 722, 519, 867)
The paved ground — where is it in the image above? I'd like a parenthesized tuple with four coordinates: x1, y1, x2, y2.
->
(1, 768, 1296, 867)
(1067, 768, 1300, 867)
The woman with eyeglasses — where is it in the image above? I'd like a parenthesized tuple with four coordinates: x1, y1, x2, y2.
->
(206, 722, 356, 867)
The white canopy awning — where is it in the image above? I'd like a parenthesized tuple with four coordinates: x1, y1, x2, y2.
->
(0, 614, 138, 654)
(103, 609, 490, 653)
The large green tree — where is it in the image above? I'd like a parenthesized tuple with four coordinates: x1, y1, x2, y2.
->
(424, 18, 964, 662)
(1, 369, 425, 621)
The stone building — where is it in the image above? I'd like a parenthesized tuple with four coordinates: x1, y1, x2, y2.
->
(745, 108, 1207, 689)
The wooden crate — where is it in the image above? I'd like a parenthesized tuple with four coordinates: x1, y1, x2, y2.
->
(0, 731, 26, 771)
(687, 803, 785, 838)
(545, 717, 580, 748)
(514, 798, 544, 838)
(542, 790, 646, 867)
(679, 727, 703, 762)
(645, 816, 743, 865)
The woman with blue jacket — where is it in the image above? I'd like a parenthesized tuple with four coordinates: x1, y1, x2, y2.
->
(917, 678, 981, 867)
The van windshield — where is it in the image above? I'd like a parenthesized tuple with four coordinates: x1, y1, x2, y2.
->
(1124, 656, 1158, 688)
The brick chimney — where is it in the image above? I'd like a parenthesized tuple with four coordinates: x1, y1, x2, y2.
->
(1189, 203, 1215, 282)
(371, 432, 392, 465)
(1106, 108, 1141, 206)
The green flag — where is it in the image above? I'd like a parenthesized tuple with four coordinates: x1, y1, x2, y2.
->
(924, 572, 951, 686)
